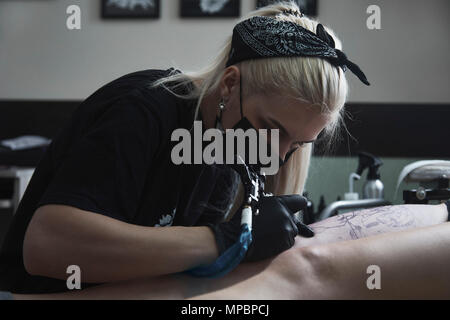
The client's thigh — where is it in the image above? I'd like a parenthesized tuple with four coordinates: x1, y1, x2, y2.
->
(192, 221, 450, 299)
(294, 203, 448, 248)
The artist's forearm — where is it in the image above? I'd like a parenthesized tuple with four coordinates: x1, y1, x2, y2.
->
(25, 205, 218, 283)
(294, 203, 448, 248)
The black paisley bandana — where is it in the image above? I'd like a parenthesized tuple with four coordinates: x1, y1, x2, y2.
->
(225, 16, 370, 86)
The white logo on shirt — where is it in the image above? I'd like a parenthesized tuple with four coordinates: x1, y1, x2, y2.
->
(155, 207, 176, 227)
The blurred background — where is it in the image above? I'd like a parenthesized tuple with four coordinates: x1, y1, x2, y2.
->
(0, 0, 449, 244)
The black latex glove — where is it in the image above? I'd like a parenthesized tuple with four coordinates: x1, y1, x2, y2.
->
(245, 194, 314, 262)
(206, 194, 314, 263)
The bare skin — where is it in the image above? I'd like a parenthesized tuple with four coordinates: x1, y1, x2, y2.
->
(192, 213, 450, 300)
(24, 205, 218, 282)
(12, 202, 449, 299)
(293, 203, 449, 248)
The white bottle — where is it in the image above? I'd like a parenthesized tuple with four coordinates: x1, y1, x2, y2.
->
(344, 172, 361, 201)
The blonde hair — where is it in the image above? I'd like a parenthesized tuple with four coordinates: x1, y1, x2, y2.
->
(150, 1, 348, 196)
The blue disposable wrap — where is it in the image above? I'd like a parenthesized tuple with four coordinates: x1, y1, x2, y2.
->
(185, 206, 253, 278)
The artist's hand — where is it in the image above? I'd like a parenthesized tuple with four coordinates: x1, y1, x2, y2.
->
(206, 194, 313, 262)
(244, 194, 314, 262)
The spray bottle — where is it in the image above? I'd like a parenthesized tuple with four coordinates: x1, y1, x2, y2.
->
(356, 151, 385, 199)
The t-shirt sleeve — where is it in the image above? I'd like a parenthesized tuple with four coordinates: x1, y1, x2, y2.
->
(37, 95, 160, 223)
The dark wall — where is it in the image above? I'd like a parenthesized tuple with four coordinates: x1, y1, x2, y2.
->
(0, 100, 80, 141)
(317, 103, 450, 158)
(1, 100, 449, 157)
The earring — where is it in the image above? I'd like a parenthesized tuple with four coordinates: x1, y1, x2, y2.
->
(219, 98, 226, 111)
(216, 98, 226, 131)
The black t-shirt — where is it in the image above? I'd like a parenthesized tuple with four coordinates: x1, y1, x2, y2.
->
(0, 68, 230, 294)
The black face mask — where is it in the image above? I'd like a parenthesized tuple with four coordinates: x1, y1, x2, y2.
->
(231, 116, 295, 170)
(215, 112, 298, 175)
(233, 117, 297, 168)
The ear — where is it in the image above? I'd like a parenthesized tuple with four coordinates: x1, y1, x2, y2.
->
(220, 66, 241, 100)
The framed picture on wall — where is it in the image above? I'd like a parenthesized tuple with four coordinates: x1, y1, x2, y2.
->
(101, 0, 160, 19)
(256, 0, 317, 17)
(180, 0, 240, 18)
